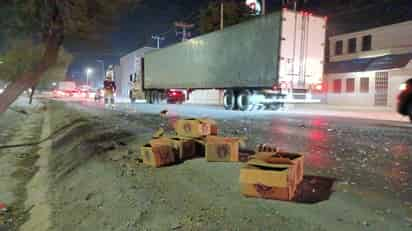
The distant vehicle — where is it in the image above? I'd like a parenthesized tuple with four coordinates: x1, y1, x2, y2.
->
(397, 78, 412, 122)
(129, 9, 327, 110)
(76, 85, 96, 98)
(53, 81, 77, 97)
(94, 88, 104, 102)
(129, 74, 185, 104)
(166, 89, 185, 104)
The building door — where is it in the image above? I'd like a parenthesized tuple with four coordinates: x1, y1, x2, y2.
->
(374, 72, 389, 106)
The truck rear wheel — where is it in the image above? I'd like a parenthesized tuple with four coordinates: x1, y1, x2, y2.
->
(145, 91, 154, 104)
(153, 91, 159, 104)
(237, 90, 253, 111)
(129, 90, 136, 103)
(223, 90, 236, 110)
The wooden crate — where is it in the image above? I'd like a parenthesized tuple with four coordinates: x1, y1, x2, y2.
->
(140, 143, 176, 168)
(240, 164, 298, 201)
(205, 136, 240, 162)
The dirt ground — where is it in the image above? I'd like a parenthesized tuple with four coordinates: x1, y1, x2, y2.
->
(1, 99, 411, 231)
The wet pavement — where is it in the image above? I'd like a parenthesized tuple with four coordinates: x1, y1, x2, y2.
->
(115, 103, 412, 203)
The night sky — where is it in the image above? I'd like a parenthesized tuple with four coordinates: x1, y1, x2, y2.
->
(65, 0, 412, 85)
(66, 0, 288, 84)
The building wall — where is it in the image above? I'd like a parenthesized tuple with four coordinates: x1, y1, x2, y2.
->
(326, 66, 412, 109)
(113, 65, 122, 96)
(326, 72, 376, 107)
(329, 21, 412, 62)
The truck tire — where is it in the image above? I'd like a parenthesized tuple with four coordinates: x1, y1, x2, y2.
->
(153, 91, 161, 104)
(268, 103, 281, 111)
(223, 90, 236, 110)
(129, 91, 136, 103)
(151, 91, 157, 104)
(145, 91, 154, 104)
(152, 91, 157, 104)
(237, 90, 253, 111)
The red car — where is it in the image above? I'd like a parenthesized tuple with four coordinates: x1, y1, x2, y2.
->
(167, 89, 185, 104)
(53, 88, 78, 97)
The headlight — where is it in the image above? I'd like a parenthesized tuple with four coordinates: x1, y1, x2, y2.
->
(400, 83, 407, 91)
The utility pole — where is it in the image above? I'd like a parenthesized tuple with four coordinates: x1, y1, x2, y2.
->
(220, 1, 224, 30)
(151, 35, 165, 48)
(175, 22, 194, 41)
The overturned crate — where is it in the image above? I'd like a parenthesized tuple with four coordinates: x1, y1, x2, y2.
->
(174, 118, 218, 138)
(140, 143, 176, 168)
(205, 136, 240, 162)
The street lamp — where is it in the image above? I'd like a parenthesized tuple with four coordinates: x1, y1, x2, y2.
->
(85, 68, 93, 86)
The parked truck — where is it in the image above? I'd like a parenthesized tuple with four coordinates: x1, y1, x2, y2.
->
(131, 8, 327, 110)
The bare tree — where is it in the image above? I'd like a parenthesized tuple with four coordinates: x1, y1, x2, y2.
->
(0, 0, 140, 113)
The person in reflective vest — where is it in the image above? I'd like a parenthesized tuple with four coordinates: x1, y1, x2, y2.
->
(104, 65, 116, 108)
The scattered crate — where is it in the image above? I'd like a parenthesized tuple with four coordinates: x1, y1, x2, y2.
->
(151, 136, 197, 161)
(205, 136, 240, 162)
(240, 163, 298, 201)
(249, 152, 304, 184)
(140, 143, 176, 168)
(174, 118, 216, 138)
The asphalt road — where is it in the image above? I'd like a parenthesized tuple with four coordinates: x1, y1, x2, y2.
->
(95, 101, 412, 203)
(50, 99, 412, 230)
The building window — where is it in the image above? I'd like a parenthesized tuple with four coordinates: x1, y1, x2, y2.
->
(362, 35, 372, 51)
(346, 78, 355, 92)
(335, 40, 343, 55)
(348, 38, 357, 53)
(360, 77, 369, 93)
(333, 79, 342, 93)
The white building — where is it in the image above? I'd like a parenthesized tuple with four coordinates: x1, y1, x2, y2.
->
(325, 20, 412, 109)
(118, 47, 156, 98)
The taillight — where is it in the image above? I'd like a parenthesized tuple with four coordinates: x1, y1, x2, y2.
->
(315, 84, 323, 91)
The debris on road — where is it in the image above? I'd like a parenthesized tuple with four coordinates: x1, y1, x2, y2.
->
(0, 203, 7, 213)
(139, 118, 305, 202)
(140, 118, 234, 167)
(256, 143, 278, 153)
(152, 128, 165, 139)
(0, 202, 9, 227)
(160, 109, 168, 117)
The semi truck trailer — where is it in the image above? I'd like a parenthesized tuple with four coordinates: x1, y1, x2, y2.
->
(132, 8, 327, 111)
